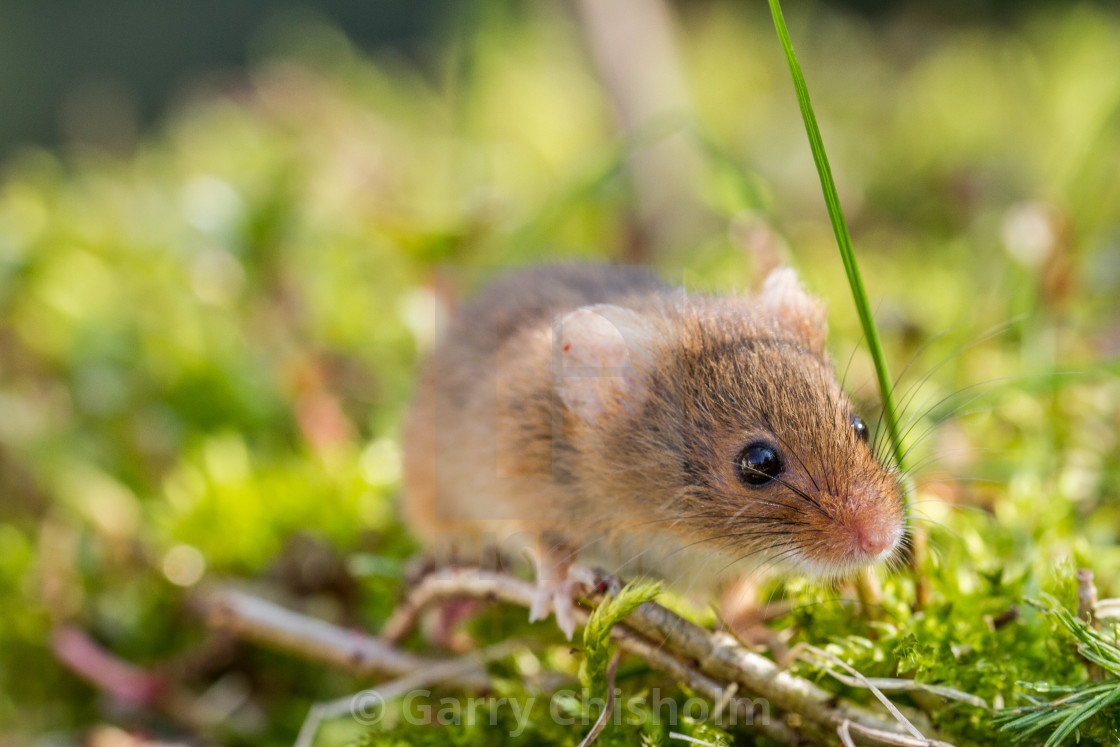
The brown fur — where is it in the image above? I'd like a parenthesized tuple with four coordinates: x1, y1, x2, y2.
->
(402, 264, 904, 588)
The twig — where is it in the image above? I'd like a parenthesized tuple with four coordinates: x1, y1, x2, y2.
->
(380, 592, 427, 645)
(200, 587, 490, 690)
(669, 732, 721, 746)
(384, 568, 799, 743)
(798, 650, 989, 710)
(199, 570, 955, 746)
(844, 720, 955, 747)
(911, 524, 931, 609)
(578, 651, 621, 747)
(798, 645, 952, 745)
(386, 566, 949, 745)
(1076, 568, 1104, 681)
(608, 624, 800, 744)
(294, 640, 523, 747)
(1077, 568, 1098, 625)
(839, 720, 858, 747)
(1095, 598, 1120, 619)
(202, 581, 797, 742)
(711, 681, 738, 722)
(51, 624, 165, 706)
(50, 624, 228, 735)
(856, 568, 883, 622)
(610, 584, 935, 739)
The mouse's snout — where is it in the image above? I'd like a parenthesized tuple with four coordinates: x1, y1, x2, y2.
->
(838, 492, 905, 563)
(848, 513, 902, 557)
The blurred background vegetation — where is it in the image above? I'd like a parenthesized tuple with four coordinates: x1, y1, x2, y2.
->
(1, 1, 1119, 745)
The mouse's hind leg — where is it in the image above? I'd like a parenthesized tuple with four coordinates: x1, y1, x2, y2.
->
(718, 574, 792, 654)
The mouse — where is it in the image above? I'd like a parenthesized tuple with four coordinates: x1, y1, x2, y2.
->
(402, 264, 905, 638)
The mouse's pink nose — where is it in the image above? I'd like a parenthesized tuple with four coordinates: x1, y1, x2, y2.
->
(850, 516, 899, 557)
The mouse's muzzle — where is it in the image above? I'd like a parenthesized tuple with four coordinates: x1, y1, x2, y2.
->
(798, 481, 906, 572)
(846, 510, 903, 560)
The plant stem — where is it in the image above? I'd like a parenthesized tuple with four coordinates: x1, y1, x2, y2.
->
(768, 0, 907, 478)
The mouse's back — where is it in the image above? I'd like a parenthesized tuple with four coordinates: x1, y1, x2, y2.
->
(442, 264, 666, 360)
(401, 264, 667, 553)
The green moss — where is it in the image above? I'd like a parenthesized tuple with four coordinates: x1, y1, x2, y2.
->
(0, 2, 1118, 745)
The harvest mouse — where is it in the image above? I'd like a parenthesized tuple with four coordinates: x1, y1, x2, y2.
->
(403, 264, 905, 638)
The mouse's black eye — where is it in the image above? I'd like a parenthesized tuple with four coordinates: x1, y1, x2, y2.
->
(736, 442, 783, 486)
(850, 414, 869, 443)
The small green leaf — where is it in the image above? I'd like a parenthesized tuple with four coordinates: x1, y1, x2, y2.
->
(579, 581, 661, 695)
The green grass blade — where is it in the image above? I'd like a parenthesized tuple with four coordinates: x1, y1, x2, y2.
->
(768, 0, 907, 477)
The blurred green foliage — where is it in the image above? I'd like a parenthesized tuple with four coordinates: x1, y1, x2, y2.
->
(1, 2, 1119, 745)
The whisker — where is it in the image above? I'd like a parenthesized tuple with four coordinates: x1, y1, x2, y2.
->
(872, 316, 1025, 464)
(769, 429, 823, 498)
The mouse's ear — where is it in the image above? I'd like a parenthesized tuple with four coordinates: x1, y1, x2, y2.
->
(759, 267, 828, 353)
(556, 304, 655, 422)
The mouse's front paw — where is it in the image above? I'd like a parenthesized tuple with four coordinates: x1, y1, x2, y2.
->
(529, 577, 581, 639)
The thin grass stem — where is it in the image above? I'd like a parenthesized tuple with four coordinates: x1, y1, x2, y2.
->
(768, 0, 906, 484)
